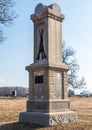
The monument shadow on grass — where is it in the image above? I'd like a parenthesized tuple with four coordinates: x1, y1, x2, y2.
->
(0, 122, 45, 130)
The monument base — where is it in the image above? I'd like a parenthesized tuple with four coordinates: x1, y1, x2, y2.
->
(19, 111, 78, 126)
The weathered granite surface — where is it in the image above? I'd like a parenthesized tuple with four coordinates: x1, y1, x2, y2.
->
(19, 111, 78, 126)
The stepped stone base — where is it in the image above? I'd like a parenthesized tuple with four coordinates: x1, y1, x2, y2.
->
(19, 111, 78, 126)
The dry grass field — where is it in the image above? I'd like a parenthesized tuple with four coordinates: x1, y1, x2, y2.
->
(0, 97, 92, 130)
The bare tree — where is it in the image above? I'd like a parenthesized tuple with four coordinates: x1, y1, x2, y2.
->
(0, 0, 16, 43)
(72, 76, 86, 89)
(62, 42, 86, 89)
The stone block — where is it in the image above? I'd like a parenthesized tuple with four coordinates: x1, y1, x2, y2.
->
(19, 111, 78, 126)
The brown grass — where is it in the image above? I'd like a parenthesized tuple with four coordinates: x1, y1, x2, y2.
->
(0, 97, 92, 130)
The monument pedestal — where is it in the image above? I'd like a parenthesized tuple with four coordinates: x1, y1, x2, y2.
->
(19, 3, 78, 126)
(19, 111, 77, 126)
(19, 64, 78, 126)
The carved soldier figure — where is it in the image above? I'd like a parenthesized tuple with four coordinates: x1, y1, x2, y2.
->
(36, 28, 46, 60)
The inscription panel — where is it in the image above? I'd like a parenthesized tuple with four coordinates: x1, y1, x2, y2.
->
(34, 71, 45, 99)
(35, 75, 43, 84)
(54, 71, 62, 98)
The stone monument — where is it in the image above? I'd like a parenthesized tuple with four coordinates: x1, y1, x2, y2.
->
(19, 3, 78, 126)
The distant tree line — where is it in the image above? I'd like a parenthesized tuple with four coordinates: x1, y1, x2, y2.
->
(68, 89, 74, 97)
(0, 86, 28, 97)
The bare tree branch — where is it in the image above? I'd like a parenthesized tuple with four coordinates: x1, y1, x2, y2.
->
(0, 0, 17, 43)
(62, 42, 86, 89)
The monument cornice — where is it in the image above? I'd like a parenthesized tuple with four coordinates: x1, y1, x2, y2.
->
(31, 10, 64, 22)
(25, 63, 70, 72)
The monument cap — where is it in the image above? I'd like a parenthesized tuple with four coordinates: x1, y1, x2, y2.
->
(35, 3, 61, 17)
(49, 3, 61, 16)
(35, 3, 47, 16)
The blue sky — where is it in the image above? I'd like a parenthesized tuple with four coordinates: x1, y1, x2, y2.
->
(0, 0, 92, 92)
